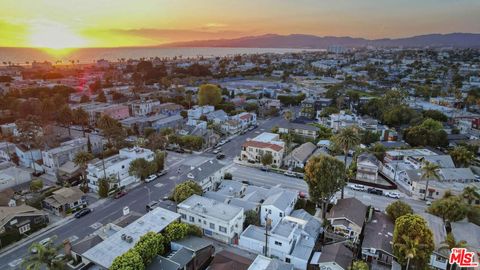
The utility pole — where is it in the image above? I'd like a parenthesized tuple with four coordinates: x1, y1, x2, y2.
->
(264, 214, 271, 257)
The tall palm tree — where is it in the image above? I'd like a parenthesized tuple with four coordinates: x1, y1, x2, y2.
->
(333, 127, 360, 199)
(421, 161, 440, 201)
(73, 151, 94, 190)
(395, 235, 420, 270)
(72, 108, 89, 137)
(23, 239, 65, 270)
(439, 233, 467, 270)
(462, 186, 480, 205)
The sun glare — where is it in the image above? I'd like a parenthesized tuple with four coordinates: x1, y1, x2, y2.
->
(29, 23, 87, 49)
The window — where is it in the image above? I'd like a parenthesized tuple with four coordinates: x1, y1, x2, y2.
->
(19, 223, 30, 234)
(210, 223, 215, 230)
(274, 241, 282, 246)
(198, 218, 202, 223)
(189, 216, 195, 222)
(279, 213, 283, 217)
(34, 216, 44, 224)
(435, 256, 447, 263)
(181, 214, 186, 219)
(219, 226, 227, 233)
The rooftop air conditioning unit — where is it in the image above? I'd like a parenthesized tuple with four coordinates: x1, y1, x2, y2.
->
(121, 234, 127, 240)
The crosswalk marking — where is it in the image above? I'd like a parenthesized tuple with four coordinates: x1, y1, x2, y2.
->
(90, 222, 102, 230)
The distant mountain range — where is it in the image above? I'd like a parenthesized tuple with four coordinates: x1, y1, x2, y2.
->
(159, 33, 480, 49)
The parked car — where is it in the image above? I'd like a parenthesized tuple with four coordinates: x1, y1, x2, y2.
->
(145, 175, 157, 183)
(212, 148, 221, 154)
(350, 184, 367, 191)
(146, 201, 159, 212)
(216, 153, 226, 160)
(367, 188, 383, 195)
(426, 201, 432, 206)
(284, 171, 296, 177)
(260, 166, 269, 172)
(114, 190, 127, 199)
(157, 170, 168, 177)
(298, 191, 307, 199)
(74, 208, 92, 218)
(385, 191, 401, 199)
(31, 237, 53, 253)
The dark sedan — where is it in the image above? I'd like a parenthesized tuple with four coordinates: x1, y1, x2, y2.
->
(74, 208, 92, 218)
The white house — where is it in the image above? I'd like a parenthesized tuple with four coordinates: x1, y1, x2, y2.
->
(182, 159, 225, 192)
(239, 209, 322, 270)
(177, 195, 244, 244)
(241, 132, 285, 166)
(42, 138, 88, 176)
(356, 153, 381, 182)
(260, 188, 297, 227)
(129, 99, 161, 116)
(15, 144, 42, 172)
(86, 147, 154, 192)
(187, 105, 214, 120)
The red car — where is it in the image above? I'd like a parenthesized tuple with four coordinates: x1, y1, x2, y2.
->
(114, 190, 127, 199)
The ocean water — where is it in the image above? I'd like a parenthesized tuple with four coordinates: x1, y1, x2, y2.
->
(0, 47, 320, 65)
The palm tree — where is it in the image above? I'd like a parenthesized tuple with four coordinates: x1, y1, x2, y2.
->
(449, 146, 474, 168)
(462, 186, 480, 205)
(72, 108, 89, 137)
(421, 161, 440, 201)
(73, 151, 94, 190)
(439, 233, 467, 270)
(23, 238, 65, 270)
(333, 127, 360, 199)
(395, 235, 420, 270)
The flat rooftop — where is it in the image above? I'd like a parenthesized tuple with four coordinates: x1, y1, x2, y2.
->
(82, 208, 180, 269)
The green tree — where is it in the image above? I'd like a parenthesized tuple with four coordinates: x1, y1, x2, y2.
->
(129, 158, 155, 182)
(23, 238, 65, 270)
(244, 209, 259, 227)
(97, 115, 126, 147)
(386, 201, 413, 222)
(72, 108, 89, 137)
(369, 143, 386, 161)
(428, 195, 468, 222)
(98, 177, 110, 198)
(449, 146, 475, 168)
(29, 179, 44, 192)
(439, 233, 467, 270)
(173, 181, 202, 203)
(165, 222, 189, 241)
(283, 110, 293, 122)
(393, 214, 434, 269)
(110, 249, 144, 270)
(73, 151, 94, 190)
(462, 186, 480, 205)
(421, 161, 440, 201)
(350, 260, 369, 270)
(304, 155, 346, 219)
(224, 172, 232, 180)
(56, 105, 73, 136)
(95, 91, 107, 102)
(198, 84, 222, 106)
(133, 232, 165, 266)
(261, 152, 273, 166)
(333, 127, 360, 199)
(422, 110, 448, 122)
(153, 151, 166, 172)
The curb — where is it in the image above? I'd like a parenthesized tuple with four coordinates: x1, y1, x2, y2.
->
(0, 217, 73, 256)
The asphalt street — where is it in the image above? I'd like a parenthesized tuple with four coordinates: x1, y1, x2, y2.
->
(0, 115, 429, 269)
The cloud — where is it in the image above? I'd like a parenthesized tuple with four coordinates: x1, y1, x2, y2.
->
(94, 28, 247, 44)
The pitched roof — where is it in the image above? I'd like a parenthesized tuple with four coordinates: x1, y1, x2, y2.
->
(0, 205, 46, 227)
(328, 198, 367, 227)
(242, 141, 283, 152)
(209, 250, 253, 270)
(43, 187, 84, 207)
(184, 159, 224, 182)
(362, 211, 394, 255)
(262, 189, 297, 211)
(450, 221, 480, 250)
(319, 243, 353, 270)
(286, 142, 317, 163)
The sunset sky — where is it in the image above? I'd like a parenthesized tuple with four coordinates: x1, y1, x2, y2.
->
(1, 0, 479, 48)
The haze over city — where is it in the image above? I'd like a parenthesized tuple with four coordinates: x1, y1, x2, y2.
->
(1, 0, 480, 48)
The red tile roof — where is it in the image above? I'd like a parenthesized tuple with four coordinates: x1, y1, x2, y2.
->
(243, 140, 283, 152)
